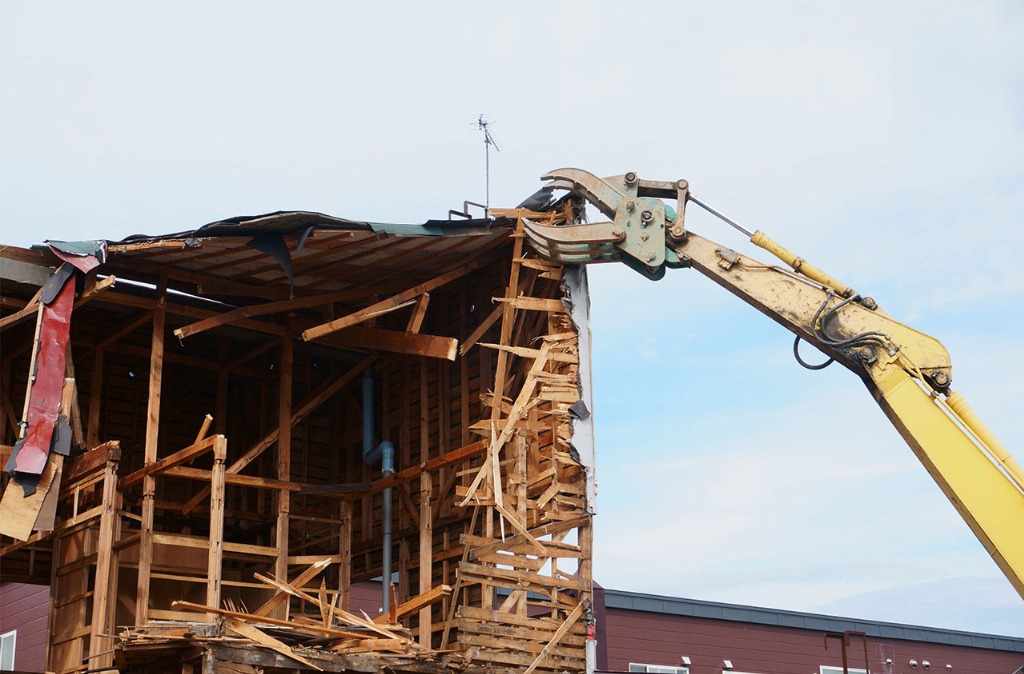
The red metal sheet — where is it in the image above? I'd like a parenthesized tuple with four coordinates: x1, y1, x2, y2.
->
(50, 246, 101, 274)
(13, 277, 74, 475)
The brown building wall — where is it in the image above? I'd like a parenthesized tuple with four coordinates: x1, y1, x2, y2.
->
(602, 606, 1024, 674)
(0, 583, 50, 673)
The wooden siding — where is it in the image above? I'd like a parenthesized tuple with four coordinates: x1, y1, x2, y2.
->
(602, 607, 1024, 674)
(0, 583, 49, 673)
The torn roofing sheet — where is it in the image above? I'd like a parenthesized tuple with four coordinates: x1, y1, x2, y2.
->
(9, 273, 74, 477)
(112, 210, 514, 243)
(62, 210, 522, 305)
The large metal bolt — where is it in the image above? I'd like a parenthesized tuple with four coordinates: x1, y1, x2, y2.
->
(625, 172, 637, 184)
(677, 179, 688, 190)
(646, 252, 657, 262)
(931, 371, 950, 387)
(626, 200, 636, 213)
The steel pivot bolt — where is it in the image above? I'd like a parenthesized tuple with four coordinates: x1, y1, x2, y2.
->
(626, 200, 636, 213)
(625, 172, 638, 185)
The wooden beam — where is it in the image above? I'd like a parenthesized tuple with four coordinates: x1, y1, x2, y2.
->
(118, 434, 218, 490)
(459, 304, 503, 356)
(302, 257, 490, 342)
(303, 439, 487, 499)
(0, 288, 42, 332)
(320, 326, 457, 361)
(63, 441, 121, 485)
(373, 583, 451, 625)
(173, 287, 393, 341)
(494, 296, 565, 313)
(73, 274, 116, 309)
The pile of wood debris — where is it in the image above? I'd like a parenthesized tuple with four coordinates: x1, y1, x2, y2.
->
(116, 558, 455, 673)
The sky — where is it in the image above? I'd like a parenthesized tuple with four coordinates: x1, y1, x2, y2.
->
(1, 1, 1022, 636)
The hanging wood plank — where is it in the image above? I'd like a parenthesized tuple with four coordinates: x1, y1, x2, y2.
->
(320, 326, 457, 361)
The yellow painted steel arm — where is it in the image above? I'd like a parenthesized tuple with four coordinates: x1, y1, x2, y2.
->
(668, 230, 1024, 600)
(522, 168, 1024, 599)
(868, 365, 1024, 598)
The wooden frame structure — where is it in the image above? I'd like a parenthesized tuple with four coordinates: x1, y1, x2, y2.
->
(0, 205, 596, 674)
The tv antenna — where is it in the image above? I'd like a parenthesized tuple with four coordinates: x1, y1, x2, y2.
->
(477, 114, 499, 217)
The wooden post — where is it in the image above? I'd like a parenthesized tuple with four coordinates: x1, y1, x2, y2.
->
(578, 517, 593, 595)
(339, 500, 352, 612)
(418, 470, 432, 646)
(87, 348, 105, 448)
(274, 338, 293, 618)
(206, 435, 226, 618)
(88, 444, 120, 670)
(135, 280, 166, 625)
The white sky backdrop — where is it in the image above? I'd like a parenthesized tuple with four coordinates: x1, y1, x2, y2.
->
(2, 1, 1021, 636)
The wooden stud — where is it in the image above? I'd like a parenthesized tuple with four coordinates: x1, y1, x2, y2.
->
(338, 500, 352, 612)
(275, 337, 293, 618)
(135, 278, 166, 625)
(88, 443, 121, 670)
(206, 435, 227, 620)
(418, 470, 432, 646)
(405, 293, 430, 333)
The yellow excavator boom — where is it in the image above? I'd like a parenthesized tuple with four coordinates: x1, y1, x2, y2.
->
(523, 168, 1024, 599)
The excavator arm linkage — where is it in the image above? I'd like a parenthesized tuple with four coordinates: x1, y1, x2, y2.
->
(523, 168, 1024, 599)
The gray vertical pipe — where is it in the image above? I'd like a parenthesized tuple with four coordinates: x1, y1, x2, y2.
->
(380, 442, 394, 615)
(362, 366, 394, 615)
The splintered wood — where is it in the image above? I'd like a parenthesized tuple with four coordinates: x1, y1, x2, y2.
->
(447, 215, 592, 674)
(1, 211, 593, 674)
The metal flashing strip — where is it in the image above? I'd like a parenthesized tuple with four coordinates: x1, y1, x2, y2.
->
(602, 589, 1024, 653)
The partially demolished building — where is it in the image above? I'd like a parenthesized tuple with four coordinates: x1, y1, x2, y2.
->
(0, 203, 596, 674)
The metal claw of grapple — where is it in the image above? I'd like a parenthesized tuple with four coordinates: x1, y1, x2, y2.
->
(527, 168, 691, 279)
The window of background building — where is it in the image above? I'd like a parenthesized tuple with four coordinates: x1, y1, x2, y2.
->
(0, 630, 16, 671)
(628, 664, 689, 674)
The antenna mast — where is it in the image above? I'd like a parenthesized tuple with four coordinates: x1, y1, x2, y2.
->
(477, 114, 499, 217)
